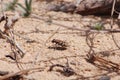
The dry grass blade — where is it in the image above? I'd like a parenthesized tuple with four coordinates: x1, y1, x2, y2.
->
(0, 30, 25, 58)
(0, 67, 42, 80)
(45, 27, 60, 45)
(86, 54, 120, 71)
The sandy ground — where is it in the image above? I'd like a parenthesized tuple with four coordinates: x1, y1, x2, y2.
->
(0, 0, 120, 80)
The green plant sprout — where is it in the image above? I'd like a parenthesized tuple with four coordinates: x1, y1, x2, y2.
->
(91, 22, 104, 30)
(6, 0, 18, 11)
(17, 0, 32, 17)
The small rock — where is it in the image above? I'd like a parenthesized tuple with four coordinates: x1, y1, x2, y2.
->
(99, 75, 110, 80)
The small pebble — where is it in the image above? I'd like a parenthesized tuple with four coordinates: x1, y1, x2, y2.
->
(99, 75, 110, 80)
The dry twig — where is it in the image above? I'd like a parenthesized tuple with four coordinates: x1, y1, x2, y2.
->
(0, 67, 42, 80)
(86, 54, 120, 72)
(49, 58, 75, 77)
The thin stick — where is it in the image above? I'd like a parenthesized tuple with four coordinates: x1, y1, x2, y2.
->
(0, 67, 42, 80)
(110, 0, 116, 29)
(31, 14, 120, 33)
(11, 23, 24, 70)
(0, 30, 25, 57)
(45, 27, 60, 46)
(111, 0, 116, 17)
(110, 0, 120, 49)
